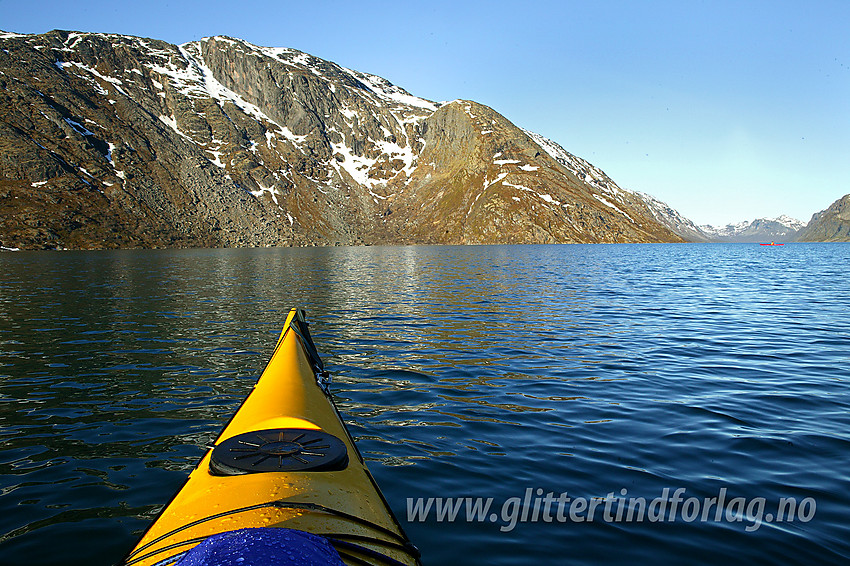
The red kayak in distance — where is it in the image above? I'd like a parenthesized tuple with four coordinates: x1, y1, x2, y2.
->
(760, 242, 785, 246)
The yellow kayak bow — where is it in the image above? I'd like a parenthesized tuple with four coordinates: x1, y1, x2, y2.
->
(124, 308, 421, 566)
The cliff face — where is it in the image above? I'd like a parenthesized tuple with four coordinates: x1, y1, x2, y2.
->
(0, 32, 296, 249)
(796, 194, 850, 242)
(0, 30, 685, 250)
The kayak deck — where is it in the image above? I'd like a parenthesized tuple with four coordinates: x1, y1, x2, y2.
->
(124, 309, 420, 566)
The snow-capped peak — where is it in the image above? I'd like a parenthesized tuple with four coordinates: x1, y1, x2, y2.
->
(772, 215, 806, 230)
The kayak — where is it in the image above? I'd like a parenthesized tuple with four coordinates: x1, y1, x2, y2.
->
(759, 242, 785, 246)
(123, 308, 421, 566)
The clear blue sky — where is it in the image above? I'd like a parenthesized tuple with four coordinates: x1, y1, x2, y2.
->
(2, 0, 848, 226)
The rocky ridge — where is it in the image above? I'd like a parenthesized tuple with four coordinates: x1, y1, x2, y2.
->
(632, 191, 710, 242)
(796, 194, 850, 242)
(2, 30, 689, 249)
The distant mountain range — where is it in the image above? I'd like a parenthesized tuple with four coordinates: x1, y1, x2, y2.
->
(0, 30, 846, 250)
(648, 202, 850, 244)
(603, 188, 849, 244)
(696, 215, 806, 243)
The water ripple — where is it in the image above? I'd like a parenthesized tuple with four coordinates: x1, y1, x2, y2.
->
(1, 245, 849, 564)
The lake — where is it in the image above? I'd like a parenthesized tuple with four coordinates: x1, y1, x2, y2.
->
(1, 244, 849, 565)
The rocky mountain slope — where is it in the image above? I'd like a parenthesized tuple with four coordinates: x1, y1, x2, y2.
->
(0, 30, 686, 249)
(796, 194, 850, 242)
(632, 191, 710, 242)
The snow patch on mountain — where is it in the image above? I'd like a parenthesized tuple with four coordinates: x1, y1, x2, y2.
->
(523, 128, 626, 201)
(341, 67, 436, 111)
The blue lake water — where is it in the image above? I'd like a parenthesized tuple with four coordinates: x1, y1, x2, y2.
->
(0, 243, 849, 565)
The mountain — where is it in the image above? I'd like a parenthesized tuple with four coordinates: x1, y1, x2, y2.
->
(617, 192, 805, 244)
(696, 215, 805, 243)
(618, 194, 810, 243)
(796, 194, 850, 242)
(631, 191, 710, 242)
(0, 30, 685, 250)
